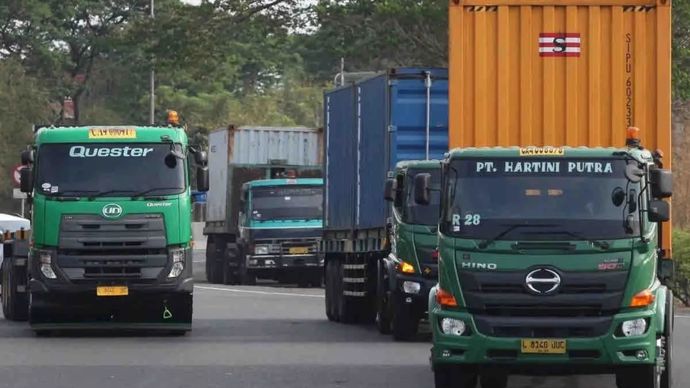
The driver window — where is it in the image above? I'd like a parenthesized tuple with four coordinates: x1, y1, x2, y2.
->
(394, 174, 404, 209)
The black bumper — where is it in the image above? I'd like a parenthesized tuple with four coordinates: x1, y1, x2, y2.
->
(246, 254, 322, 270)
(392, 273, 436, 320)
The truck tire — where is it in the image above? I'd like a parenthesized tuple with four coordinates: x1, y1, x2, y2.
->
(661, 288, 674, 388)
(325, 259, 338, 322)
(480, 372, 508, 388)
(392, 305, 419, 341)
(434, 365, 478, 388)
(375, 261, 392, 334)
(1, 257, 28, 322)
(205, 236, 223, 284)
(237, 246, 256, 286)
(222, 243, 239, 285)
(336, 258, 358, 324)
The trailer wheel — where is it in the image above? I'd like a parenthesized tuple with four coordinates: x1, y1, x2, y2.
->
(336, 258, 358, 324)
(325, 259, 337, 322)
(375, 261, 392, 334)
(1, 257, 28, 321)
(205, 236, 223, 284)
(434, 365, 478, 388)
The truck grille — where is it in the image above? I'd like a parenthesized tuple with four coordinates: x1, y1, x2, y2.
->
(57, 214, 168, 282)
(458, 269, 627, 337)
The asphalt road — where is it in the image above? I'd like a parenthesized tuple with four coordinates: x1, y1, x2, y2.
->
(0, 250, 687, 388)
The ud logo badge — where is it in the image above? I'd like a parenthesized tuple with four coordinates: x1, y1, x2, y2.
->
(102, 203, 123, 219)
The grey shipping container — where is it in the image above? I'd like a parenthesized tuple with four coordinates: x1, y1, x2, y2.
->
(204, 126, 323, 235)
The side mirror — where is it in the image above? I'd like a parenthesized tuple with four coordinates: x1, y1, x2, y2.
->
(384, 179, 397, 202)
(196, 166, 209, 192)
(20, 167, 33, 193)
(20, 150, 34, 165)
(650, 168, 672, 198)
(195, 150, 208, 166)
(414, 173, 431, 205)
(648, 200, 670, 223)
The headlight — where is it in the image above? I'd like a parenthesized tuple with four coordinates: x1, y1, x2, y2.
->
(167, 248, 186, 278)
(441, 318, 466, 336)
(37, 250, 57, 279)
(254, 245, 270, 255)
(403, 281, 421, 294)
(621, 318, 647, 337)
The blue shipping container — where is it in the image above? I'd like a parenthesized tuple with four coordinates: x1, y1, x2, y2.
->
(324, 68, 449, 231)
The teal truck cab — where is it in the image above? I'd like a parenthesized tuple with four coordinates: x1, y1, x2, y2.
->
(237, 178, 324, 286)
(377, 160, 441, 340)
(425, 142, 674, 388)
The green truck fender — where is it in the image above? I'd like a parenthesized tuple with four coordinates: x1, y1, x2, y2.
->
(653, 284, 670, 335)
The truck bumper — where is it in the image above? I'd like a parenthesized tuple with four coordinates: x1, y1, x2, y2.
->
(392, 274, 436, 321)
(430, 307, 659, 374)
(246, 255, 323, 272)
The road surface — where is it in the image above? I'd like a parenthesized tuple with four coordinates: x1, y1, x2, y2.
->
(0, 251, 687, 388)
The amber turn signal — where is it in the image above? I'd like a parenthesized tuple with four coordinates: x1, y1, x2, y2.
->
(630, 289, 655, 308)
(436, 288, 458, 308)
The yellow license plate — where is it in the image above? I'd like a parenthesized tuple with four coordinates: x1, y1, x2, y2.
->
(96, 286, 129, 297)
(88, 128, 136, 139)
(289, 247, 310, 254)
(520, 339, 567, 354)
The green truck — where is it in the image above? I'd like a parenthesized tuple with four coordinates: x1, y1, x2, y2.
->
(234, 178, 324, 286)
(3, 123, 208, 334)
(203, 126, 323, 286)
(378, 160, 441, 340)
(423, 143, 674, 388)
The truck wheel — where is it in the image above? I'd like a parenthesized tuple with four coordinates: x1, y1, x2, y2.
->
(392, 305, 419, 341)
(1, 258, 28, 322)
(325, 260, 338, 322)
(661, 289, 674, 388)
(434, 365, 478, 388)
(375, 261, 392, 334)
(237, 249, 256, 286)
(205, 237, 222, 284)
(480, 372, 508, 388)
(336, 258, 358, 324)
(616, 365, 661, 388)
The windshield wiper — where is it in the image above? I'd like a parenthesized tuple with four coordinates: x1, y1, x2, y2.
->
(47, 190, 98, 199)
(529, 230, 610, 250)
(478, 223, 556, 249)
(131, 187, 184, 199)
(87, 190, 138, 200)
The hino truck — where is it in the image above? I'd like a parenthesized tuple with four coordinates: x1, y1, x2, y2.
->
(429, 0, 674, 387)
(377, 160, 442, 340)
(2, 117, 208, 334)
(322, 68, 449, 325)
(203, 126, 322, 285)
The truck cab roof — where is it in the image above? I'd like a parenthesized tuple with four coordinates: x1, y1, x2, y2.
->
(244, 178, 323, 190)
(34, 126, 188, 144)
(446, 146, 653, 163)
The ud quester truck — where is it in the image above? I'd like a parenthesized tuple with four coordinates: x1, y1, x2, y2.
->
(4, 119, 209, 335)
(428, 1, 674, 387)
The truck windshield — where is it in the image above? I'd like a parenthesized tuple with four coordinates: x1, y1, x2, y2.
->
(251, 186, 323, 221)
(35, 143, 185, 197)
(404, 169, 441, 226)
(442, 158, 640, 240)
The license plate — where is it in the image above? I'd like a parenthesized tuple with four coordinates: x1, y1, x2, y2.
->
(96, 286, 129, 297)
(289, 247, 310, 254)
(520, 339, 567, 354)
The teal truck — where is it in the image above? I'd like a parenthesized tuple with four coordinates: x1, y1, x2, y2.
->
(3, 121, 208, 334)
(423, 142, 674, 388)
(235, 178, 323, 286)
(378, 160, 441, 340)
(203, 126, 323, 286)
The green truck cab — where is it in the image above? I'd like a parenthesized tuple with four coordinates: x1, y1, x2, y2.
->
(377, 160, 441, 340)
(236, 178, 324, 286)
(16, 125, 208, 333)
(425, 143, 674, 388)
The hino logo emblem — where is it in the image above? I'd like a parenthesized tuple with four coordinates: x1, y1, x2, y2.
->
(525, 268, 561, 295)
(102, 203, 123, 218)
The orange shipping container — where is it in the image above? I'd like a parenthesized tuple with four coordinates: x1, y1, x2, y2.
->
(448, 0, 672, 251)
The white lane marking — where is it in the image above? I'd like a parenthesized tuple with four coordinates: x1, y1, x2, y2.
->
(676, 315, 690, 320)
(195, 285, 324, 298)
